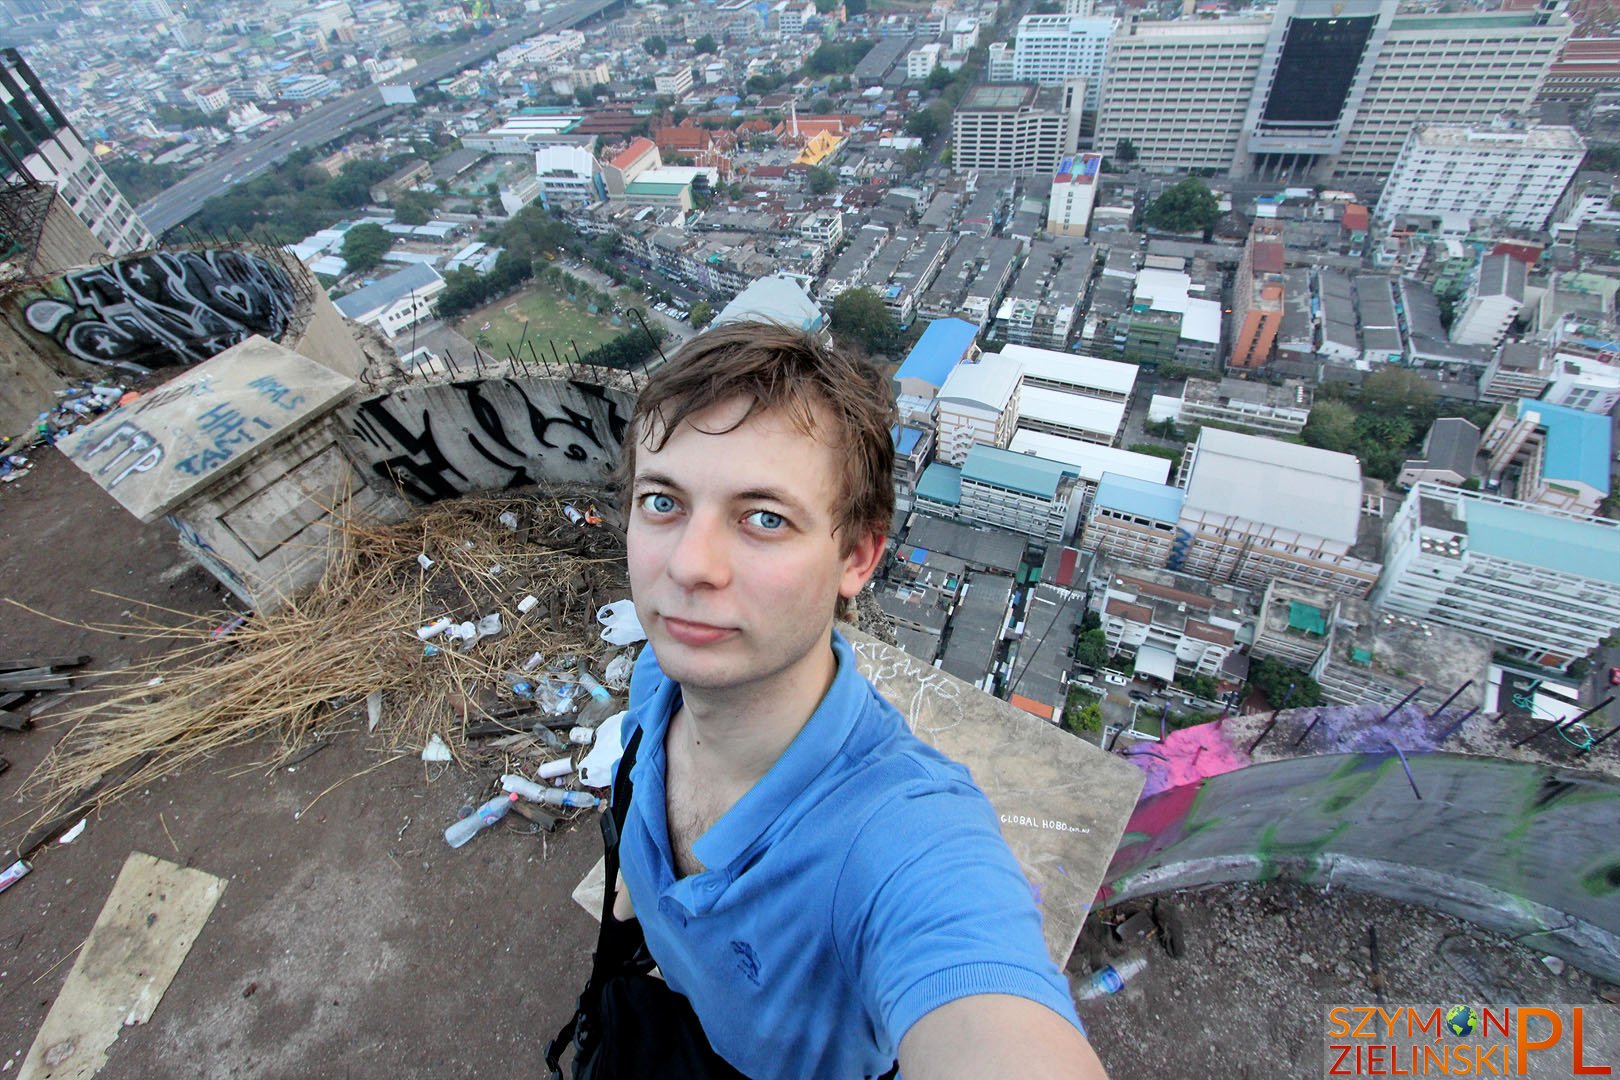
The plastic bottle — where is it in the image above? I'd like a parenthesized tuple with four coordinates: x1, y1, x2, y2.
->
(574, 672, 620, 727)
(443, 792, 518, 849)
(1074, 956, 1147, 1000)
(536, 757, 574, 780)
(500, 774, 601, 809)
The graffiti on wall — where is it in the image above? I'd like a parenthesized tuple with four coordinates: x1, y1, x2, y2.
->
(342, 377, 633, 503)
(14, 249, 296, 369)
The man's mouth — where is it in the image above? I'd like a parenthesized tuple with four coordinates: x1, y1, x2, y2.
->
(661, 616, 737, 646)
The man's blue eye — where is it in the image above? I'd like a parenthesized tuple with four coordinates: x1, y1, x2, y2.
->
(642, 493, 677, 514)
(747, 510, 785, 530)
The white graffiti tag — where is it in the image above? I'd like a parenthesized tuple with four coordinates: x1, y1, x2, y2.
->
(79, 422, 163, 488)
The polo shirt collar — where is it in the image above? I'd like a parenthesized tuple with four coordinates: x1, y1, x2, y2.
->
(689, 630, 865, 875)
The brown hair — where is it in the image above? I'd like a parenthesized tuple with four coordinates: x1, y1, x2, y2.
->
(615, 319, 896, 556)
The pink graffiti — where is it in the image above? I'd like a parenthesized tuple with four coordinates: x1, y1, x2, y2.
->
(1128, 721, 1250, 799)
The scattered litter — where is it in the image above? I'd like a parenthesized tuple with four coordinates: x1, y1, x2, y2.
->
(58, 819, 87, 844)
(577, 712, 627, 788)
(563, 503, 585, 525)
(521, 651, 544, 671)
(1540, 955, 1566, 976)
(517, 595, 539, 615)
(444, 792, 517, 848)
(210, 615, 248, 640)
(417, 554, 434, 570)
(476, 614, 503, 639)
(417, 617, 452, 640)
(500, 774, 599, 809)
(366, 690, 382, 733)
(0, 858, 30, 895)
(569, 726, 595, 746)
(242, 982, 257, 998)
(536, 757, 573, 780)
(603, 652, 635, 689)
(1074, 955, 1147, 1000)
(423, 644, 442, 658)
(598, 600, 646, 645)
(498, 512, 519, 531)
(421, 734, 452, 763)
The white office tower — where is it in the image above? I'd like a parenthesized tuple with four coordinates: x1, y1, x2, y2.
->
(1373, 483, 1620, 668)
(1095, 0, 1570, 182)
(1011, 10, 1116, 112)
(1374, 123, 1585, 233)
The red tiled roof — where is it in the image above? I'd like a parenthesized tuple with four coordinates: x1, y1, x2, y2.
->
(610, 136, 657, 170)
(1251, 239, 1286, 274)
(1341, 204, 1369, 232)
(1009, 694, 1054, 720)
(1105, 598, 1154, 623)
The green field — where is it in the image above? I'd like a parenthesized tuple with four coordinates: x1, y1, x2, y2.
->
(457, 280, 634, 364)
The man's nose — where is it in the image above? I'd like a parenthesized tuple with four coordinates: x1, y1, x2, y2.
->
(665, 511, 732, 589)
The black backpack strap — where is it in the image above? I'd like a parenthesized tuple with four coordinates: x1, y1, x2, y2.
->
(545, 725, 645, 1078)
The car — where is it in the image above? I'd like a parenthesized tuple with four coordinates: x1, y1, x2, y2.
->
(1127, 689, 1150, 702)
(1610, 666, 1620, 686)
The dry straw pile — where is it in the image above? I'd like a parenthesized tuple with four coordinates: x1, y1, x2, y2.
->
(19, 490, 630, 827)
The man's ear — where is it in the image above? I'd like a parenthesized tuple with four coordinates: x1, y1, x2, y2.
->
(838, 529, 886, 600)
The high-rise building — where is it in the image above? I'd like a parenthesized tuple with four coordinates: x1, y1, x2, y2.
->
(0, 49, 154, 255)
(1047, 154, 1101, 238)
(1372, 483, 1620, 667)
(1093, 17, 1268, 173)
(1009, 12, 1116, 112)
(1228, 221, 1287, 371)
(950, 81, 1085, 176)
(1373, 123, 1584, 233)
(1094, 2, 1571, 181)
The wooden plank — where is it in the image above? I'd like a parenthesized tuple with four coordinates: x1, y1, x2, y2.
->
(0, 669, 72, 692)
(0, 711, 30, 732)
(0, 655, 90, 674)
(0, 691, 28, 711)
(18, 852, 226, 1080)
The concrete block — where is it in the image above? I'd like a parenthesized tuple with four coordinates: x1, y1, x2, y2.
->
(61, 336, 355, 524)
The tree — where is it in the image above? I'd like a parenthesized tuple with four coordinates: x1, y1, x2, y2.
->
(1246, 657, 1322, 711)
(925, 65, 954, 92)
(899, 147, 925, 175)
(1062, 685, 1103, 734)
(1144, 178, 1221, 234)
(339, 223, 394, 274)
(829, 287, 900, 354)
(1302, 399, 1359, 454)
(693, 34, 719, 54)
(1074, 628, 1110, 670)
(1361, 367, 1435, 416)
(575, 84, 597, 107)
(806, 166, 837, 195)
(1114, 137, 1138, 165)
(642, 35, 667, 57)
(844, 0, 866, 13)
(689, 300, 715, 329)
(394, 190, 440, 225)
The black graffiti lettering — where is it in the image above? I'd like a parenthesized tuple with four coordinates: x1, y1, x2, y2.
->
(20, 250, 296, 369)
(570, 380, 630, 446)
(357, 400, 469, 503)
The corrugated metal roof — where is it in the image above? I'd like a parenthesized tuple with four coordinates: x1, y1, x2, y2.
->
(1092, 472, 1185, 522)
(896, 318, 979, 389)
(1466, 498, 1620, 584)
(1517, 398, 1611, 493)
(962, 444, 1077, 499)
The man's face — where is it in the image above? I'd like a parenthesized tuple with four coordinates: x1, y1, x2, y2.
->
(627, 396, 881, 696)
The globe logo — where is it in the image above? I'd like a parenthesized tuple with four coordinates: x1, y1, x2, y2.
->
(1445, 1005, 1481, 1038)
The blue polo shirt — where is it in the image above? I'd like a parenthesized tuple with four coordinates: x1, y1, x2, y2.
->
(616, 632, 1083, 1080)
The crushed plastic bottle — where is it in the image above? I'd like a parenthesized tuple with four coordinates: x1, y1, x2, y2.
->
(498, 775, 600, 810)
(444, 792, 519, 848)
(1074, 956, 1147, 1000)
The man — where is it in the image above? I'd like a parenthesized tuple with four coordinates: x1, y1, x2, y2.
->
(612, 321, 1107, 1079)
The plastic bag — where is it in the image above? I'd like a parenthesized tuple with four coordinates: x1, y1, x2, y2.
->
(597, 600, 647, 645)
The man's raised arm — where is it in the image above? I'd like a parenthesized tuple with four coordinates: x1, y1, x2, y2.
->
(899, 994, 1109, 1080)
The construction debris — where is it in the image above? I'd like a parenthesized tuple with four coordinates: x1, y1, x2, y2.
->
(16, 490, 631, 828)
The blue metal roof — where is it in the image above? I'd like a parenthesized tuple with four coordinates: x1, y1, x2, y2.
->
(895, 318, 978, 389)
(915, 463, 962, 506)
(1092, 472, 1185, 522)
(1517, 399, 1612, 493)
(892, 425, 925, 454)
(962, 444, 1077, 500)
(334, 262, 443, 318)
(1466, 499, 1620, 585)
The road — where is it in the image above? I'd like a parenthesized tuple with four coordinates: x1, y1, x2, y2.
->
(137, 0, 618, 235)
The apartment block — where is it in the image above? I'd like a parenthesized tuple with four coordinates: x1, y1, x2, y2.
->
(914, 445, 1084, 543)
(951, 82, 1085, 176)
(1372, 483, 1620, 667)
(934, 352, 1023, 466)
(1172, 428, 1383, 597)
(1098, 564, 1250, 682)
(1373, 124, 1584, 233)
(0, 49, 154, 255)
(1229, 221, 1286, 371)
(1177, 377, 1312, 436)
(1010, 12, 1115, 111)
(993, 236, 1094, 348)
(1481, 398, 1612, 516)
(1080, 472, 1185, 569)
(1450, 254, 1528, 348)
(1047, 154, 1101, 238)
